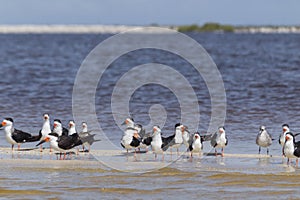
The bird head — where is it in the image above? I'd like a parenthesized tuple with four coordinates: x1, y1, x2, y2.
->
(82, 122, 87, 129)
(43, 113, 49, 120)
(259, 126, 266, 132)
(282, 124, 290, 133)
(218, 126, 225, 134)
(285, 133, 293, 142)
(194, 132, 200, 139)
(153, 125, 161, 133)
(69, 120, 75, 128)
(0, 118, 13, 128)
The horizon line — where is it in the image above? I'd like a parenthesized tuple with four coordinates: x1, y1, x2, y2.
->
(0, 24, 300, 34)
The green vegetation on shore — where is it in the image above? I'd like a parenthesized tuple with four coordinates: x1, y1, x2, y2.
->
(177, 23, 234, 32)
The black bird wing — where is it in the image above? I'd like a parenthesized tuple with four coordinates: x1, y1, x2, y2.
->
(188, 143, 193, 152)
(201, 134, 213, 142)
(161, 134, 175, 151)
(12, 129, 40, 143)
(49, 132, 59, 137)
(142, 136, 152, 146)
(57, 134, 82, 150)
(71, 133, 83, 147)
(62, 127, 69, 136)
(80, 133, 100, 145)
(225, 136, 228, 146)
(294, 141, 300, 157)
(130, 136, 140, 147)
(210, 132, 218, 147)
(279, 132, 284, 145)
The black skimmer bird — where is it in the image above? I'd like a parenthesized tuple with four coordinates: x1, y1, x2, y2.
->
(121, 118, 137, 149)
(0, 118, 40, 150)
(134, 123, 149, 152)
(279, 124, 290, 156)
(52, 119, 68, 137)
(279, 124, 290, 146)
(36, 134, 82, 160)
(78, 122, 100, 152)
(38, 114, 52, 152)
(150, 126, 170, 160)
(278, 124, 290, 150)
(210, 126, 228, 157)
(256, 126, 273, 155)
(120, 118, 141, 159)
(162, 123, 184, 156)
(283, 132, 300, 166)
(189, 132, 203, 160)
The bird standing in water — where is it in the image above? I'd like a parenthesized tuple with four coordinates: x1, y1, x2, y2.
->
(210, 126, 228, 157)
(256, 126, 273, 155)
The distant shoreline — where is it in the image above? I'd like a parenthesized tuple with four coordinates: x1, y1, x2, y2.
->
(0, 24, 300, 34)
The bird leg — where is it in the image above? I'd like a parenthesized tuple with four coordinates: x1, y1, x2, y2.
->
(134, 149, 137, 161)
(215, 149, 217, 156)
(17, 144, 20, 151)
(63, 153, 66, 160)
(155, 153, 157, 160)
(258, 146, 261, 154)
(40, 144, 43, 152)
(221, 148, 224, 157)
(267, 148, 269, 155)
(177, 148, 179, 156)
(296, 159, 299, 167)
(11, 144, 14, 151)
(287, 158, 290, 165)
(189, 152, 193, 162)
(162, 153, 164, 161)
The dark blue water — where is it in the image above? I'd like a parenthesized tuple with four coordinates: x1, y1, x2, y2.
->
(1, 33, 300, 152)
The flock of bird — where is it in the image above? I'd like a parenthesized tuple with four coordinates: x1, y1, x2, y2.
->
(121, 118, 300, 165)
(120, 118, 228, 161)
(1, 114, 300, 165)
(0, 114, 100, 159)
(256, 124, 300, 166)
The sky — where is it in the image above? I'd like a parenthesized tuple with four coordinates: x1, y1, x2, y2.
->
(0, 0, 299, 26)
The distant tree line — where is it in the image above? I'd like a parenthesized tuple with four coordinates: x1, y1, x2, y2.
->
(177, 23, 234, 32)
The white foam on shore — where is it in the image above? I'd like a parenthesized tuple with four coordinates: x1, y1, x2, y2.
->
(235, 26, 300, 34)
(0, 25, 175, 34)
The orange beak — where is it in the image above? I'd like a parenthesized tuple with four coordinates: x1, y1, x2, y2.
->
(53, 123, 57, 128)
(36, 136, 50, 147)
(1, 121, 6, 126)
(181, 126, 185, 132)
(133, 132, 140, 139)
(285, 135, 289, 141)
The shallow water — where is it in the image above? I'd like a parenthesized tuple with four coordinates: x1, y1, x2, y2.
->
(0, 32, 300, 199)
(1, 155, 300, 199)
